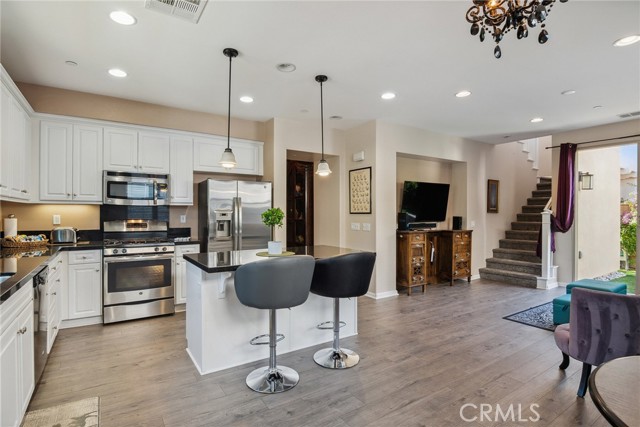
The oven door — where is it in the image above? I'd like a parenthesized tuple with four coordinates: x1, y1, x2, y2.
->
(103, 253, 174, 305)
(103, 175, 169, 206)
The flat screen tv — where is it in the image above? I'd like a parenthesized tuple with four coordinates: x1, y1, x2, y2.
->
(400, 181, 450, 223)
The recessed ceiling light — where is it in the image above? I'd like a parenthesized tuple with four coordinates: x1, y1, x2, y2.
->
(65, 60, 78, 67)
(381, 92, 396, 100)
(329, 115, 343, 120)
(455, 90, 472, 98)
(593, 105, 604, 109)
(110, 11, 136, 26)
(276, 63, 296, 73)
(561, 89, 576, 95)
(613, 35, 640, 47)
(108, 68, 127, 78)
(239, 96, 254, 103)
(530, 117, 544, 123)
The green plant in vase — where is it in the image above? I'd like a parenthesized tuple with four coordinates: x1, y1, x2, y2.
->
(262, 207, 285, 254)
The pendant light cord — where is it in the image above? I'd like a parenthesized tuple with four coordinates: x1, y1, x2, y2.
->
(320, 80, 324, 160)
(227, 53, 232, 150)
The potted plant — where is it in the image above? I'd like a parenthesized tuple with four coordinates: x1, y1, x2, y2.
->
(262, 207, 285, 254)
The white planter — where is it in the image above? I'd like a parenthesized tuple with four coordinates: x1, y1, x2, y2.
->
(267, 241, 282, 255)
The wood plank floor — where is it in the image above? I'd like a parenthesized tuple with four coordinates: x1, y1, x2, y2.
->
(29, 280, 611, 427)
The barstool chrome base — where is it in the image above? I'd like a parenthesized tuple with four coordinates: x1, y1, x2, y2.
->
(313, 347, 360, 369)
(245, 365, 299, 393)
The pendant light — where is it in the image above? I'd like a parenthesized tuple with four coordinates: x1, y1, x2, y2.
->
(219, 48, 238, 169)
(315, 75, 331, 176)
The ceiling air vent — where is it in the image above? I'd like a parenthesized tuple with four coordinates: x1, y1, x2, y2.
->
(618, 111, 640, 119)
(145, 0, 208, 24)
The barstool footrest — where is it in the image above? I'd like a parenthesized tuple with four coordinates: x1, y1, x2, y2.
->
(249, 333, 284, 346)
(316, 320, 346, 330)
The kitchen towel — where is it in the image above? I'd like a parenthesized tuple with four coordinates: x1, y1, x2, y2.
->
(3, 216, 17, 237)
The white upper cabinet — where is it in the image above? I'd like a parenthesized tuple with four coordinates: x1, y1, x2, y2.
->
(73, 125, 103, 202)
(40, 121, 102, 203)
(103, 127, 138, 172)
(170, 135, 194, 205)
(0, 79, 31, 201)
(104, 128, 170, 174)
(193, 135, 263, 176)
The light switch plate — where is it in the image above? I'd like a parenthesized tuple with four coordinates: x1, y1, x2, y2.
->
(362, 223, 371, 231)
(351, 222, 361, 231)
(180, 215, 187, 223)
(52, 214, 61, 225)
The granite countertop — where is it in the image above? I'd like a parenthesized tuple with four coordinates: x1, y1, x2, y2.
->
(0, 242, 105, 304)
(0, 239, 198, 304)
(183, 245, 361, 274)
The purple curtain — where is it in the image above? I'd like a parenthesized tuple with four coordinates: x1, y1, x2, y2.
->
(536, 143, 577, 256)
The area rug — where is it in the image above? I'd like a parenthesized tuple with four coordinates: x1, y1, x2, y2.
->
(22, 397, 99, 427)
(503, 302, 555, 332)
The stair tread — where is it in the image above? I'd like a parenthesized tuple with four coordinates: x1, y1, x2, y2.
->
(500, 238, 537, 243)
(479, 267, 538, 279)
(486, 257, 541, 267)
(493, 248, 538, 255)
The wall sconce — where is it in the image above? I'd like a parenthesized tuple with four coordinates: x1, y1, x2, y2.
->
(579, 171, 594, 190)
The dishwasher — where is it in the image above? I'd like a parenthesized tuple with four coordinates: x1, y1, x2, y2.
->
(33, 265, 48, 384)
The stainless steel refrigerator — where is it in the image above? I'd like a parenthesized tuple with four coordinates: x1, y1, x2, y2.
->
(198, 179, 272, 253)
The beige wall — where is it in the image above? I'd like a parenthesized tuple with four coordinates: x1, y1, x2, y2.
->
(271, 118, 344, 249)
(575, 147, 621, 279)
(551, 119, 640, 286)
(17, 83, 265, 141)
(375, 122, 489, 296)
(484, 141, 541, 253)
(396, 156, 453, 229)
(537, 136, 553, 177)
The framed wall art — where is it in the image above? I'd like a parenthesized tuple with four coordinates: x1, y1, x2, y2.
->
(487, 179, 499, 213)
(349, 167, 371, 214)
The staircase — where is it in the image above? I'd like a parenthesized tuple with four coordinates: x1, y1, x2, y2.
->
(479, 177, 552, 287)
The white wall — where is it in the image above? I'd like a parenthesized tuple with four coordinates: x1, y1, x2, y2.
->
(576, 147, 621, 279)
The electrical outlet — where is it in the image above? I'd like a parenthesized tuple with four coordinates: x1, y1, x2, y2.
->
(362, 223, 371, 231)
(180, 215, 187, 224)
(351, 222, 361, 231)
(53, 214, 61, 225)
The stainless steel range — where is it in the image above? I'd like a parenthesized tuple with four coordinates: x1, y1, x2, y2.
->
(102, 219, 175, 324)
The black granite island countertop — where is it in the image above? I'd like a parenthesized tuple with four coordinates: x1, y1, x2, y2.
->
(183, 245, 361, 274)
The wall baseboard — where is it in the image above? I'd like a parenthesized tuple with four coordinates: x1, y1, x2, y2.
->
(365, 290, 399, 300)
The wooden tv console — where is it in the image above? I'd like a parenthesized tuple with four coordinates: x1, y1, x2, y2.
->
(396, 229, 472, 295)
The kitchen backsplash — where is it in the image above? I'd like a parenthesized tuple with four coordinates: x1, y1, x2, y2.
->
(0, 201, 196, 238)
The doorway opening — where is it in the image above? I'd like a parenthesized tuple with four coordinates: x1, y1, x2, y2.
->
(575, 142, 637, 294)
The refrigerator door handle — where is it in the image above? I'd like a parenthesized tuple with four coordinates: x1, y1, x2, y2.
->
(234, 197, 242, 250)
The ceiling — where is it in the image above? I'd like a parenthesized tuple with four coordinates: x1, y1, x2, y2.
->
(1, 0, 639, 144)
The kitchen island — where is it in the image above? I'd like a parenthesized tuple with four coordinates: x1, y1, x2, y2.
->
(183, 246, 360, 375)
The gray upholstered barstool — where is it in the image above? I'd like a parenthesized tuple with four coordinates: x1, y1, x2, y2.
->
(234, 255, 315, 393)
(310, 252, 376, 369)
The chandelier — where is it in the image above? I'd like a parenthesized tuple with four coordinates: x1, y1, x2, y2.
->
(466, 0, 568, 59)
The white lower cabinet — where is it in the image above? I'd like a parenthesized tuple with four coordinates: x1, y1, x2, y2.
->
(175, 245, 199, 306)
(66, 250, 102, 321)
(0, 283, 35, 427)
(45, 253, 65, 353)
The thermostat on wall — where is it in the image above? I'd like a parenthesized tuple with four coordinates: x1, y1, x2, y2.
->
(352, 151, 365, 162)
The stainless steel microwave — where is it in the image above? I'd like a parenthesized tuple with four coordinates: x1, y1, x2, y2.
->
(103, 171, 169, 206)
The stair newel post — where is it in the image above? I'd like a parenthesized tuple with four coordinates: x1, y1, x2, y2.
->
(537, 209, 559, 289)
